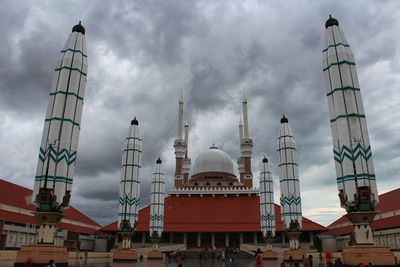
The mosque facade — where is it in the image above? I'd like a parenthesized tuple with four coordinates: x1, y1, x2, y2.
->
(101, 94, 326, 251)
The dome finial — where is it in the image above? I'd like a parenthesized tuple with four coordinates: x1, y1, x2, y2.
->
(131, 116, 138, 125)
(263, 156, 268, 163)
(156, 157, 162, 164)
(281, 114, 288, 123)
(325, 15, 339, 29)
(72, 21, 85, 35)
(210, 137, 218, 149)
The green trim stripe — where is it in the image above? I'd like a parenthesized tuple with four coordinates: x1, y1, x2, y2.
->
(39, 146, 76, 165)
(61, 48, 87, 57)
(260, 180, 273, 183)
(150, 214, 164, 221)
(50, 91, 84, 100)
(280, 178, 299, 182)
(282, 212, 302, 216)
(334, 144, 372, 163)
(322, 43, 350, 52)
(151, 181, 165, 185)
(260, 191, 274, 194)
(120, 179, 140, 184)
(119, 196, 139, 206)
(123, 148, 142, 153)
(261, 214, 275, 220)
(280, 196, 301, 206)
(337, 173, 376, 183)
(126, 137, 142, 141)
(150, 192, 165, 195)
(330, 113, 365, 123)
(118, 212, 137, 216)
(277, 147, 296, 152)
(278, 135, 293, 139)
(45, 117, 80, 127)
(35, 175, 73, 184)
(327, 86, 360, 96)
(260, 202, 275, 206)
(55, 66, 87, 76)
(122, 164, 141, 168)
(278, 162, 298, 167)
(323, 60, 355, 72)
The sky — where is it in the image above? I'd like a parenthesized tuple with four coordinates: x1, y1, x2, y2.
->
(0, 0, 399, 227)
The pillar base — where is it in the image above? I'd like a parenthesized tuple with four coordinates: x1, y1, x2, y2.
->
(283, 249, 305, 262)
(113, 249, 138, 261)
(263, 250, 278, 259)
(14, 245, 68, 267)
(342, 246, 396, 266)
(147, 250, 163, 259)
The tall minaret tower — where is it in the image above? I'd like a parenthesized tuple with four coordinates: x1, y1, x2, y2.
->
(182, 120, 191, 184)
(259, 157, 276, 252)
(149, 158, 165, 252)
(277, 115, 302, 250)
(117, 118, 142, 250)
(31, 22, 88, 245)
(323, 16, 379, 246)
(174, 93, 186, 188)
(240, 93, 253, 188)
(237, 117, 245, 183)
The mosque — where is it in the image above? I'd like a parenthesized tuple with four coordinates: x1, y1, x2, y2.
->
(100, 94, 327, 251)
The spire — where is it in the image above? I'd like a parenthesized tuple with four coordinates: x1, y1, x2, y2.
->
(239, 116, 244, 145)
(242, 90, 250, 139)
(184, 118, 189, 157)
(178, 90, 184, 140)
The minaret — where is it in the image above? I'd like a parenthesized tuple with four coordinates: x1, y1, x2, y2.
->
(237, 117, 245, 184)
(277, 115, 302, 250)
(31, 22, 87, 245)
(323, 16, 379, 245)
(259, 157, 276, 252)
(182, 120, 191, 184)
(149, 158, 165, 252)
(174, 93, 186, 188)
(241, 93, 253, 188)
(117, 118, 142, 250)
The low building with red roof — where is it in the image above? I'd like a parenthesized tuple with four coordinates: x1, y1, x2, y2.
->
(101, 193, 327, 251)
(321, 188, 400, 251)
(0, 179, 101, 250)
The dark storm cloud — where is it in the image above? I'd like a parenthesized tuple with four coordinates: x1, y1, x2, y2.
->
(1, 0, 399, 227)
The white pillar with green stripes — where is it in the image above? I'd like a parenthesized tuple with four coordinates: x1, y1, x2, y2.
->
(118, 118, 142, 230)
(149, 158, 165, 240)
(277, 115, 302, 230)
(322, 15, 378, 209)
(259, 157, 276, 238)
(32, 22, 87, 211)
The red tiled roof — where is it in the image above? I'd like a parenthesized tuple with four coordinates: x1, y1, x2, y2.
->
(323, 188, 400, 236)
(375, 188, 400, 213)
(101, 195, 327, 233)
(0, 179, 100, 234)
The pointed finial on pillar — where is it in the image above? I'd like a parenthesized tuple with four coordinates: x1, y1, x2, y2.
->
(131, 116, 139, 125)
(325, 14, 339, 29)
(156, 158, 162, 164)
(72, 21, 85, 35)
(281, 114, 288, 123)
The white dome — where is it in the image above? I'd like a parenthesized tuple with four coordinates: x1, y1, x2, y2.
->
(191, 147, 234, 176)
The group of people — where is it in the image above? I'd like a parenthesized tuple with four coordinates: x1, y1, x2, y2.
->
(25, 258, 56, 267)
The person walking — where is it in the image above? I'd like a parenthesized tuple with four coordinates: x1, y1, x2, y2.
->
(46, 259, 56, 267)
(256, 248, 263, 267)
